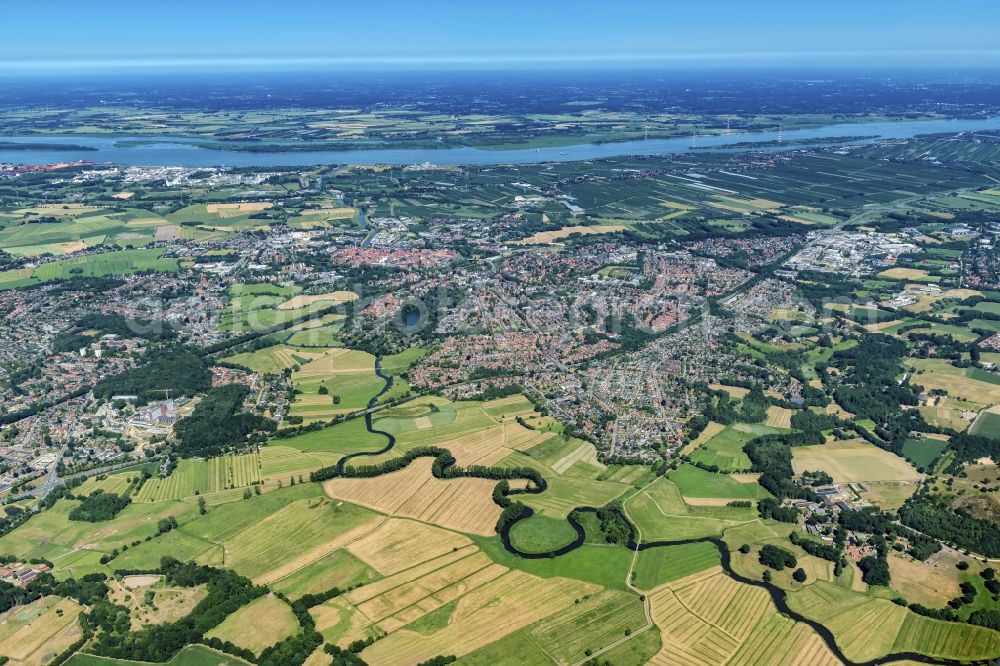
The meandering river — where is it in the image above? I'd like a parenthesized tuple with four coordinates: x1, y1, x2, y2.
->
(328, 360, 971, 666)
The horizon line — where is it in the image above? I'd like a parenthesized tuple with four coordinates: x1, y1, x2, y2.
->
(3, 50, 1000, 72)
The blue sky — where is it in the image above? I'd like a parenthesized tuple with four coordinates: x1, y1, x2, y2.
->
(4, 0, 1000, 71)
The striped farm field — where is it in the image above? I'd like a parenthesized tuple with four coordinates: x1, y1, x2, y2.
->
(787, 581, 1000, 662)
(481, 394, 536, 419)
(324, 458, 501, 535)
(633, 541, 721, 590)
(391, 401, 500, 448)
(523, 589, 646, 664)
(647, 568, 840, 666)
(289, 349, 384, 422)
(517, 473, 628, 519)
(223, 344, 328, 374)
(892, 611, 1000, 660)
(360, 570, 600, 665)
(347, 549, 507, 633)
(74, 471, 137, 497)
(134, 454, 260, 502)
(258, 445, 342, 481)
(764, 405, 794, 429)
(345, 517, 473, 576)
(213, 497, 382, 584)
(270, 549, 379, 600)
(549, 440, 604, 475)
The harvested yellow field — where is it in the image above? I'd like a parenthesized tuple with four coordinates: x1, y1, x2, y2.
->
(792, 439, 921, 483)
(647, 568, 839, 666)
(515, 224, 626, 245)
(346, 517, 473, 575)
(502, 422, 556, 453)
(764, 405, 793, 429)
(50, 241, 89, 254)
(681, 421, 725, 455)
(792, 440, 920, 483)
(709, 384, 749, 398)
(683, 497, 741, 506)
(909, 359, 1000, 404)
(278, 291, 358, 310)
(887, 554, 959, 607)
(903, 289, 982, 313)
(360, 570, 599, 665)
(861, 481, 919, 510)
(482, 394, 530, 407)
(206, 594, 299, 656)
(324, 458, 502, 535)
(432, 424, 509, 466)
(206, 201, 273, 215)
(347, 549, 507, 632)
(126, 217, 169, 227)
(296, 207, 357, 219)
(866, 319, 904, 332)
(111, 191, 135, 199)
(551, 440, 605, 474)
(878, 267, 931, 280)
(0, 596, 83, 666)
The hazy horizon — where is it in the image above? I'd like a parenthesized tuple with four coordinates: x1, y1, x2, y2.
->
(4, 0, 1000, 74)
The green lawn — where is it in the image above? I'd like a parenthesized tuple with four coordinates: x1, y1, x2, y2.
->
(632, 541, 720, 590)
(507, 514, 580, 553)
(473, 535, 634, 591)
(0, 247, 179, 290)
(669, 464, 772, 500)
(688, 424, 773, 471)
(901, 438, 948, 469)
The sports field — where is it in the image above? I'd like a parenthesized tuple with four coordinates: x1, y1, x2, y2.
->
(791, 439, 921, 483)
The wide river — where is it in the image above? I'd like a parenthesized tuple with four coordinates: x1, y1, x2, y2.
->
(2, 116, 1000, 167)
